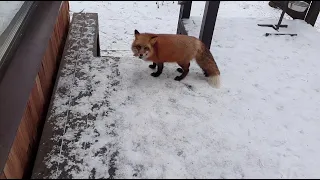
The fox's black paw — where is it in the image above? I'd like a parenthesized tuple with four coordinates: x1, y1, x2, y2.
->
(149, 64, 156, 69)
(174, 76, 183, 81)
(151, 72, 161, 77)
(176, 68, 183, 73)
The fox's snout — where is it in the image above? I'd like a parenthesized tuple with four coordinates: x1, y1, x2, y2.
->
(131, 46, 147, 59)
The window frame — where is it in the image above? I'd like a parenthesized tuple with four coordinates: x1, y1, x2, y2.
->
(0, 1, 38, 81)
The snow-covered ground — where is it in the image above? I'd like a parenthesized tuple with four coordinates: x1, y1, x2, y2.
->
(46, 1, 320, 178)
(70, 1, 320, 56)
(0, 1, 24, 36)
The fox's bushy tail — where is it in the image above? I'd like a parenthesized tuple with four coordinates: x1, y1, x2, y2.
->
(195, 43, 221, 88)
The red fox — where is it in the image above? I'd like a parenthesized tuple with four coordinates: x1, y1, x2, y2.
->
(131, 29, 221, 88)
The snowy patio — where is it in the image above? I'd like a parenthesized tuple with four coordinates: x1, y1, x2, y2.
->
(32, 1, 320, 179)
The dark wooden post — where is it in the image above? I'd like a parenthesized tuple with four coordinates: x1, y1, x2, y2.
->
(305, 1, 320, 26)
(199, 1, 220, 49)
(177, 1, 192, 35)
(178, 1, 192, 19)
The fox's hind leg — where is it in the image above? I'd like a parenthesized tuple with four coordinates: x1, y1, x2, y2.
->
(151, 63, 163, 77)
(174, 62, 190, 81)
(203, 70, 209, 77)
(149, 62, 157, 69)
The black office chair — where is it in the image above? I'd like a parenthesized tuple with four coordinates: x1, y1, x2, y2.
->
(269, 1, 310, 20)
(258, 1, 310, 36)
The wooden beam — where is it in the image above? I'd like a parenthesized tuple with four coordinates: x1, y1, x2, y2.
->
(177, 19, 188, 35)
(177, 1, 192, 34)
(305, 1, 320, 26)
(199, 1, 220, 49)
(178, 1, 192, 19)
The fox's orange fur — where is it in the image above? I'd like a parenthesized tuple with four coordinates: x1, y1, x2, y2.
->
(131, 29, 221, 88)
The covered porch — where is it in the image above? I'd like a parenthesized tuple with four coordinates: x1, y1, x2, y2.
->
(1, 1, 320, 179)
(32, 2, 320, 178)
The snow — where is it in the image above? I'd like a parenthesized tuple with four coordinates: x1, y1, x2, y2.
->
(41, 1, 320, 179)
(69, 1, 320, 57)
(0, 1, 24, 36)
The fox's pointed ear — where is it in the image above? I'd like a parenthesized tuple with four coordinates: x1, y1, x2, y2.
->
(150, 36, 158, 45)
(134, 29, 140, 37)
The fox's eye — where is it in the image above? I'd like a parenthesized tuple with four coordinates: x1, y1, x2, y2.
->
(144, 47, 149, 51)
(136, 45, 141, 50)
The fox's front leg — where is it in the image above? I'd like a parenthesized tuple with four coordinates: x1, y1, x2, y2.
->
(151, 63, 163, 77)
(149, 62, 157, 69)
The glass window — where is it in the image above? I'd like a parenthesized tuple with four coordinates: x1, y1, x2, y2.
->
(0, 1, 34, 75)
(0, 1, 24, 36)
